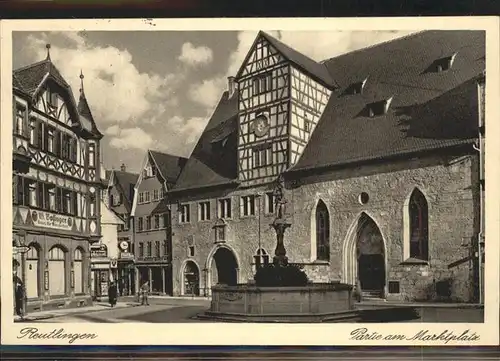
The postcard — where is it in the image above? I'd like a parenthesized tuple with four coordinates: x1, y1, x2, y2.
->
(1, 16, 499, 346)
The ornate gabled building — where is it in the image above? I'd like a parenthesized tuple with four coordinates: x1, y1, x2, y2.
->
(105, 164, 139, 296)
(130, 150, 187, 295)
(169, 30, 485, 303)
(12, 46, 103, 312)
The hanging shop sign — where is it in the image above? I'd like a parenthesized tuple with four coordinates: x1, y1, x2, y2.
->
(90, 244, 108, 258)
(31, 210, 73, 231)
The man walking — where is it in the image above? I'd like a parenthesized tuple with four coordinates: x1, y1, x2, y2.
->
(140, 281, 150, 306)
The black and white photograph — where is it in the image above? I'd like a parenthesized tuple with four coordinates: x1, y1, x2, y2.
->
(2, 18, 499, 346)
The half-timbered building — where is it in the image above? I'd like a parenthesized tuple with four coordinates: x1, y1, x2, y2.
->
(12, 47, 103, 312)
(131, 150, 187, 295)
(169, 30, 485, 303)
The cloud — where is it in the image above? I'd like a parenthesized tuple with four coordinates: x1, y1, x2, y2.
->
(178, 42, 213, 66)
(188, 77, 226, 109)
(108, 127, 153, 151)
(24, 31, 181, 126)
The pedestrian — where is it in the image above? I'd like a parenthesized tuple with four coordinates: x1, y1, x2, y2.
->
(14, 276, 25, 319)
(108, 281, 118, 307)
(140, 281, 150, 306)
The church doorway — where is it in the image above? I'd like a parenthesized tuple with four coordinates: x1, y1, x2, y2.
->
(211, 247, 238, 286)
(356, 215, 386, 298)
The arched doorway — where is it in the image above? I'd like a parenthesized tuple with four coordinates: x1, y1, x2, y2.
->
(211, 247, 238, 286)
(343, 213, 386, 299)
(183, 261, 200, 296)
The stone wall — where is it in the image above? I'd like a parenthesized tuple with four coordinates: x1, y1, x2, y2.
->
(171, 151, 480, 302)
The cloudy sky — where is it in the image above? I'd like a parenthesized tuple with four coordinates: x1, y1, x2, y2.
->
(13, 30, 415, 174)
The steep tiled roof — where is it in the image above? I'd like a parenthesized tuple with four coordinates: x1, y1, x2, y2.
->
(260, 31, 337, 89)
(113, 170, 139, 205)
(149, 150, 188, 185)
(172, 91, 239, 192)
(172, 30, 485, 191)
(290, 30, 484, 172)
(13, 57, 103, 138)
(13, 58, 70, 95)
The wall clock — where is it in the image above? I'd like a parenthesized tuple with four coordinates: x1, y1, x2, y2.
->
(252, 113, 270, 137)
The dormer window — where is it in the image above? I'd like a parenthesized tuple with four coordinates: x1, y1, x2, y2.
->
(343, 77, 368, 96)
(367, 97, 393, 117)
(426, 53, 458, 73)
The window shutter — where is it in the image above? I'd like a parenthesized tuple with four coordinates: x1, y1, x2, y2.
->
(23, 180, 30, 206)
(43, 126, 48, 151)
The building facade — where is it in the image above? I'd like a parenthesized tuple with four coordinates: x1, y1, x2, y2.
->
(106, 164, 138, 296)
(131, 150, 187, 295)
(169, 30, 485, 303)
(89, 199, 123, 300)
(12, 48, 103, 312)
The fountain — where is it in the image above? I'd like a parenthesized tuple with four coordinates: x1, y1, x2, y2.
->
(197, 177, 360, 322)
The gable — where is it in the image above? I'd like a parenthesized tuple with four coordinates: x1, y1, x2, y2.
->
(236, 35, 287, 79)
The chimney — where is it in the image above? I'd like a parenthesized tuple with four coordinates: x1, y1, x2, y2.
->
(120, 163, 126, 172)
(227, 76, 236, 98)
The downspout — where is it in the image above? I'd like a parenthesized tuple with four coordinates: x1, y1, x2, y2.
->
(473, 73, 485, 305)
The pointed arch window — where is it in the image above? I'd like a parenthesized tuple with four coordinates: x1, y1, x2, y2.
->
(409, 189, 429, 260)
(315, 200, 330, 261)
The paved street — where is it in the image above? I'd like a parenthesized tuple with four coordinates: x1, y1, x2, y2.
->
(30, 296, 483, 323)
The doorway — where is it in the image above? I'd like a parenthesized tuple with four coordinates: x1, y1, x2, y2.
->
(212, 247, 238, 286)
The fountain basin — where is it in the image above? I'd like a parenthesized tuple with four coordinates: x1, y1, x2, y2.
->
(197, 282, 360, 322)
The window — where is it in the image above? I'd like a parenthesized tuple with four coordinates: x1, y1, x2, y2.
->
(145, 216, 151, 230)
(144, 191, 150, 203)
(240, 195, 256, 217)
(146, 241, 152, 257)
(163, 240, 169, 256)
(315, 200, 330, 261)
(189, 246, 195, 257)
(265, 192, 275, 214)
(155, 241, 161, 257)
(199, 201, 211, 221)
(138, 217, 143, 232)
(253, 145, 272, 168)
(254, 248, 270, 269)
(29, 118, 36, 145)
(47, 128, 54, 153)
(47, 186, 56, 211)
(28, 181, 37, 207)
(138, 242, 144, 257)
(62, 190, 72, 214)
(160, 187, 165, 199)
(153, 189, 159, 201)
(48, 246, 66, 296)
(153, 214, 160, 229)
(138, 192, 144, 204)
(409, 189, 429, 260)
(15, 106, 25, 136)
(218, 198, 232, 219)
(252, 73, 272, 95)
(179, 204, 190, 223)
(304, 119, 311, 132)
(46, 88, 58, 108)
(88, 144, 95, 168)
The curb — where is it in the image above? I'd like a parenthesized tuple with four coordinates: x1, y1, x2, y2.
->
(355, 302, 484, 310)
(14, 303, 142, 322)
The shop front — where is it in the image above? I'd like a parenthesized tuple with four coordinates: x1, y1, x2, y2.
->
(117, 244, 135, 296)
(90, 243, 116, 301)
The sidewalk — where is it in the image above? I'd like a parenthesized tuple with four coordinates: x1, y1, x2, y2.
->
(355, 300, 484, 310)
(14, 301, 141, 322)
